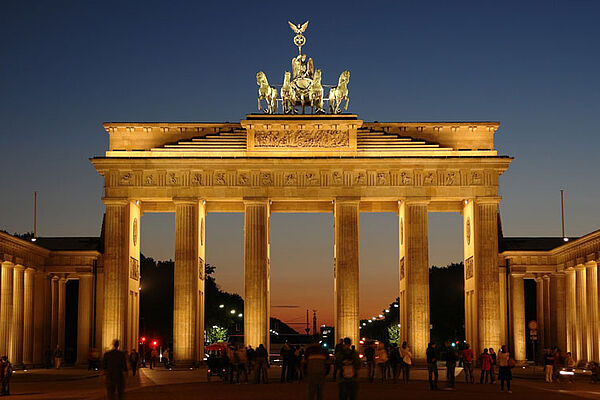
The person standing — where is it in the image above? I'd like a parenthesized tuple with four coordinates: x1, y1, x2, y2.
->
(375, 343, 388, 383)
(255, 344, 269, 384)
(479, 348, 492, 384)
(399, 341, 412, 384)
(335, 338, 360, 400)
(461, 343, 474, 384)
(0, 356, 13, 396)
(543, 348, 554, 383)
(102, 340, 128, 400)
(162, 347, 171, 369)
(364, 343, 375, 382)
(53, 345, 64, 369)
(497, 345, 513, 393)
(129, 349, 140, 376)
(426, 343, 438, 390)
(489, 347, 497, 383)
(303, 342, 330, 400)
(280, 342, 292, 382)
(444, 342, 458, 388)
(332, 339, 344, 381)
(149, 348, 158, 369)
(389, 343, 401, 383)
(246, 345, 255, 380)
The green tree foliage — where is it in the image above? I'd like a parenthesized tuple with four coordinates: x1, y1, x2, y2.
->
(206, 325, 229, 344)
(388, 325, 401, 346)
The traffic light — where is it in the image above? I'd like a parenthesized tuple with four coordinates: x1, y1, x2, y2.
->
(152, 340, 158, 347)
(141, 337, 146, 343)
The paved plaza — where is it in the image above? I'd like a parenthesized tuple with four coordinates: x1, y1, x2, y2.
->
(5, 366, 600, 400)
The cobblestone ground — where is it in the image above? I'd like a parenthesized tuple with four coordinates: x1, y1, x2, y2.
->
(6, 366, 600, 400)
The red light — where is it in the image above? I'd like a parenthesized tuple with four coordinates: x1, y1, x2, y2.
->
(141, 337, 146, 342)
(152, 341, 158, 346)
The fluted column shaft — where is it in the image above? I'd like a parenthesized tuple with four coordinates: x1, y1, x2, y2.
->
(23, 268, 35, 365)
(0, 261, 14, 356)
(550, 273, 566, 353)
(565, 269, 576, 355)
(77, 273, 94, 365)
(33, 271, 47, 366)
(586, 262, 599, 361)
(58, 277, 66, 351)
(173, 200, 201, 364)
(399, 200, 429, 361)
(51, 276, 59, 350)
(244, 200, 270, 350)
(10, 264, 25, 365)
(542, 275, 551, 348)
(334, 199, 360, 347)
(511, 273, 526, 362)
(535, 278, 544, 362)
(575, 265, 588, 361)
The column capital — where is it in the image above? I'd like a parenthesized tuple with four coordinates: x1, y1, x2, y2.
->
(173, 197, 199, 205)
(51, 275, 59, 281)
(474, 196, 502, 205)
(542, 274, 551, 281)
(102, 197, 129, 206)
(24, 267, 36, 273)
(13, 264, 25, 272)
(575, 264, 586, 271)
(585, 260, 598, 268)
(1, 260, 14, 268)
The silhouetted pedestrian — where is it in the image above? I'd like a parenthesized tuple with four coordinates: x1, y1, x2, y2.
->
(53, 345, 63, 369)
(303, 342, 329, 400)
(0, 356, 13, 396)
(364, 343, 375, 382)
(102, 340, 128, 400)
(129, 348, 140, 376)
(480, 348, 492, 384)
(335, 338, 360, 400)
(426, 343, 438, 390)
(332, 339, 344, 381)
(255, 344, 269, 383)
(399, 341, 412, 384)
(461, 343, 474, 383)
(444, 341, 457, 388)
(497, 345, 513, 393)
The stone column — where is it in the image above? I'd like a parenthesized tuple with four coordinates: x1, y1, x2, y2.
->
(399, 200, 429, 361)
(565, 268, 576, 355)
(102, 199, 139, 352)
(0, 261, 14, 357)
(77, 273, 94, 365)
(575, 265, 588, 362)
(10, 264, 25, 366)
(244, 200, 270, 350)
(58, 277, 67, 351)
(510, 273, 526, 362)
(23, 267, 35, 366)
(550, 272, 566, 353)
(33, 271, 46, 366)
(586, 262, 599, 361)
(535, 278, 544, 362)
(196, 201, 206, 362)
(542, 275, 551, 348)
(334, 199, 360, 347)
(51, 276, 59, 350)
(173, 199, 201, 365)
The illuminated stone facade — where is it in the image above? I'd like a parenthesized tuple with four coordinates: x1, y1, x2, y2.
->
(91, 114, 512, 362)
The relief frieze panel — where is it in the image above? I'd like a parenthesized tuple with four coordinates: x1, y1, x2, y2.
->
(253, 129, 350, 148)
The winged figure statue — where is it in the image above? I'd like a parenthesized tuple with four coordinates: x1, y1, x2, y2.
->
(288, 21, 309, 34)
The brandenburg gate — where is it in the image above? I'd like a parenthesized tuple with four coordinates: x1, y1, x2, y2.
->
(90, 22, 512, 364)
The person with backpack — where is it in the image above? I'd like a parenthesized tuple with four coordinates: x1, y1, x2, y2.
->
(399, 341, 412, 384)
(480, 348, 493, 384)
(335, 337, 360, 400)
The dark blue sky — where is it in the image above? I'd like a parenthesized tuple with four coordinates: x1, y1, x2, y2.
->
(1, 1, 599, 324)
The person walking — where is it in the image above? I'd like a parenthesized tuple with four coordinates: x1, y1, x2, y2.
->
(444, 341, 458, 388)
(335, 337, 360, 400)
(497, 345, 513, 393)
(461, 343, 474, 384)
(426, 342, 438, 390)
(479, 348, 492, 384)
(303, 342, 330, 400)
(364, 343, 375, 383)
(149, 348, 158, 369)
(0, 356, 13, 396)
(375, 343, 388, 383)
(53, 345, 64, 369)
(162, 347, 171, 369)
(332, 339, 344, 381)
(489, 347, 497, 383)
(102, 340, 128, 400)
(255, 344, 269, 384)
(543, 348, 554, 383)
(399, 341, 412, 384)
(129, 348, 140, 376)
